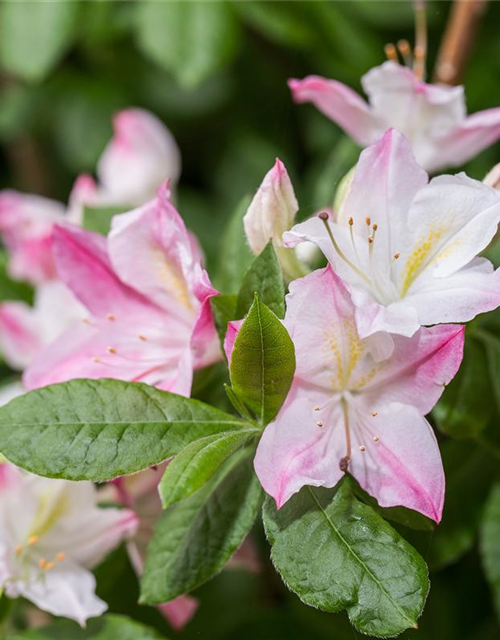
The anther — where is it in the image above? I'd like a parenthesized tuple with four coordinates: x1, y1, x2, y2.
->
(56, 552, 65, 562)
(45, 561, 55, 571)
(365, 217, 371, 226)
(313, 405, 320, 411)
(359, 445, 366, 452)
(39, 558, 47, 569)
(138, 334, 147, 341)
(373, 436, 380, 442)
(318, 211, 329, 222)
(368, 236, 374, 244)
(372, 223, 378, 232)
(384, 43, 398, 62)
(82, 318, 91, 325)
(14, 545, 23, 555)
(348, 217, 354, 226)
(28, 535, 39, 546)
(92, 357, 101, 363)
(372, 411, 378, 417)
(107, 347, 117, 354)
(397, 39, 412, 66)
(316, 421, 323, 427)
(106, 313, 115, 321)
(393, 252, 400, 260)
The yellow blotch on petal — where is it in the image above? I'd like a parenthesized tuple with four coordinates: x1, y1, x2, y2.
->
(401, 227, 445, 296)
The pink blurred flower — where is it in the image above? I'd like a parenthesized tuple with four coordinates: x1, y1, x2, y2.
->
(24, 184, 220, 395)
(0, 463, 137, 626)
(233, 266, 464, 522)
(290, 61, 500, 173)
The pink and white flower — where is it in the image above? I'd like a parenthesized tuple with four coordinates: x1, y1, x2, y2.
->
(96, 108, 181, 208)
(0, 463, 137, 626)
(0, 282, 85, 371)
(289, 61, 500, 173)
(245, 266, 464, 522)
(24, 184, 220, 395)
(284, 130, 500, 341)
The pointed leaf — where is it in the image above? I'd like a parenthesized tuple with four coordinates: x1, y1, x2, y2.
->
(263, 480, 429, 637)
(0, 379, 248, 481)
(141, 449, 263, 604)
(230, 296, 295, 425)
(237, 242, 285, 319)
(159, 428, 260, 509)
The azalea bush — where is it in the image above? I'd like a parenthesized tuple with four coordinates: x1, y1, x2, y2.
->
(1, 2, 500, 639)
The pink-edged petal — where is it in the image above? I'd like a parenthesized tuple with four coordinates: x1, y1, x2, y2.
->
(97, 108, 181, 206)
(400, 173, 500, 284)
(0, 302, 42, 370)
(52, 223, 155, 318)
(404, 257, 500, 326)
(10, 561, 107, 627)
(190, 288, 221, 370)
(254, 383, 344, 508)
(432, 107, 500, 172)
(361, 324, 464, 415)
(243, 158, 298, 255)
(288, 76, 380, 145)
(158, 596, 199, 630)
(348, 400, 445, 523)
(0, 462, 23, 490)
(108, 185, 196, 318)
(224, 319, 243, 363)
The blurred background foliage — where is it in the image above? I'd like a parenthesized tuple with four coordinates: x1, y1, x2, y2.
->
(1, 1, 500, 639)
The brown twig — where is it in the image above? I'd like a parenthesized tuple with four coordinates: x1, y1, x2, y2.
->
(433, 0, 489, 86)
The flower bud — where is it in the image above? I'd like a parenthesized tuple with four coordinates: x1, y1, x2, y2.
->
(243, 159, 298, 256)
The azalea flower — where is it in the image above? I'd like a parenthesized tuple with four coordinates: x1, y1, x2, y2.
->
(284, 130, 500, 341)
(289, 60, 500, 173)
(0, 282, 85, 371)
(0, 463, 138, 626)
(239, 266, 464, 522)
(0, 108, 180, 286)
(24, 184, 220, 395)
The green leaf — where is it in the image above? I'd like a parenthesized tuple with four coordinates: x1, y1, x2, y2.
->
(141, 449, 263, 603)
(135, 2, 240, 88)
(263, 481, 429, 637)
(229, 296, 295, 425)
(82, 205, 129, 236)
(10, 614, 167, 640)
(0, 251, 33, 304)
(211, 293, 238, 348)
(0, 1, 79, 82)
(433, 335, 492, 439)
(159, 428, 259, 509)
(0, 379, 249, 482)
(237, 243, 285, 319)
(480, 483, 500, 622)
(214, 195, 254, 294)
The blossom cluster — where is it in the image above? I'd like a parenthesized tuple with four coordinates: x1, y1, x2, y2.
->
(1, 41, 500, 636)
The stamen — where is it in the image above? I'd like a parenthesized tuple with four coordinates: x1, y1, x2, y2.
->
(138, 334, 148, 341)
(82, 317, 92, 325)
(365, 217, 371, 227)
(372, 411, 378, 417)
(413, 0, 427, 79)
(14, 545, 23, 555)
(368, 236, 374, 245)
(39, 558, 47, 569)
(316, 421, 323, 427)
(106, 313, 115, 322)
(397, 39, 412, 66)
(318, 212, 371, 285)
(373, 435, 380, 442)
(348, 217, 354, 227)
(359, 445, 366, 452)
(393, 252, 400, 260)
(107, 347, 117, 354)
(92, 357, 101, 363)
(28, 535, 39, 546)
(313, 405, 320, 411)
(56, 552, 65, 562)
(340, 398, 352, 472)
(348, 217, 360, 262)
(384, 43, 398, 62)
(45, 561, 55, 571)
